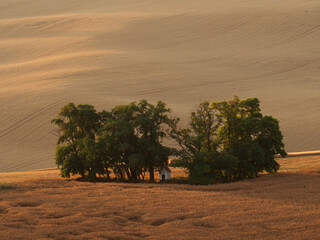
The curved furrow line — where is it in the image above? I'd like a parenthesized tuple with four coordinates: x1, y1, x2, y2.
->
(0, 99, 67, 138)
(280, 105, 320, 123)
(134, 57, 320, 97)
(0, 99, 63, 135)
(180, 15, 320, 64)
(133, 80, 226, 96)
(0, 144, 54, 171)
(0, 155, 53, 173)
(149, 10, 273, 51)
(0, 50, 113, 71)
(0, 154, 34, 172)
(19, 106, 64, 141)
(249, 57, 320, 80)
(182, 25, 320, 64)
(261, 24, 320, 49)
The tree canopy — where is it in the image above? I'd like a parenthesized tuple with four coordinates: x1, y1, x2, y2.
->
(170, 96, 286, 184)
(52, 97, 286, 183)
(51, 103, 105, 181)
(52, 100, 175, 182)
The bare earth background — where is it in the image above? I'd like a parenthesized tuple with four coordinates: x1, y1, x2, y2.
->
(0, 0, 320, 172)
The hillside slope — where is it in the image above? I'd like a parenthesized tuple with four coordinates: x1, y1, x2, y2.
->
(0, 0, 320, 171)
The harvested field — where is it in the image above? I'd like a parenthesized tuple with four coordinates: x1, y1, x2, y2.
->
(1, 156, 320, 239)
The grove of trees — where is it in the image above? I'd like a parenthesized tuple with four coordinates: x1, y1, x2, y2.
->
(170, 96, 286, 184)
(52, 97, 286, 184)
(52, 100, 175, 182)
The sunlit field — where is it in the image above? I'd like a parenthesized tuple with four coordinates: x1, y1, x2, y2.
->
(1, 155, 319, 240)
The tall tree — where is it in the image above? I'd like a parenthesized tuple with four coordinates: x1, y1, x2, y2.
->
(170, 101, 238, 184)
(52, 103, 105, 181)
(99, 103, 140, 181)
(134, 100, 174, 181)
(170, 101, 220, 159)
(212, 96, 286, 178)
(99, 100, 175, 181)
(171, 97, 286, 184)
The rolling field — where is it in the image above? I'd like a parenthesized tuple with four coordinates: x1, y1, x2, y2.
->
(0, 0, 320, 172)
(0, 156, 320, 239)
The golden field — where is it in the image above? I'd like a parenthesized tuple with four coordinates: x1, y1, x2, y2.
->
(0, 155, 320, 240)
(0, 0, 320, 172)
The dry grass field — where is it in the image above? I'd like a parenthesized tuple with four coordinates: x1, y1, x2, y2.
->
(1, 155, 320, 240)
(1, 0, 320, 172)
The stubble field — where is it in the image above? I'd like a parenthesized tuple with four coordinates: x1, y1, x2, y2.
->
(0, 155, 320, 240)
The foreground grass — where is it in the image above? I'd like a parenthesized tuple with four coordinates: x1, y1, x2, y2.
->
(0, 156, 320, 240)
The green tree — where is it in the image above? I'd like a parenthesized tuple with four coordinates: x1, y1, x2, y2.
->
(170, 102, 220, 158)
(212, 96, 286, 178)
(99, 103, 140, 181)
(170, 101, 235, 184)
(99, 100, 175, 182)
(52, 103, 105, 181)
(171, 97, 286, 184)
(51, 97, 285, 184)
(134, 100, 174, 181)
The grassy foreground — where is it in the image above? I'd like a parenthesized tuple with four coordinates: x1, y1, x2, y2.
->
(1, 156, 320, 240)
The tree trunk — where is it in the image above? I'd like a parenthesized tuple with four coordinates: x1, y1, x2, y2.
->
(149, 167, 155, 181)
(130, 168, 137, 181)
(116, 166, 124, 181)
(80, 168, 85, 180)
(106, 169, 111, 180)
(125, 168, 131, 180)
(88, 168, 96, 182)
